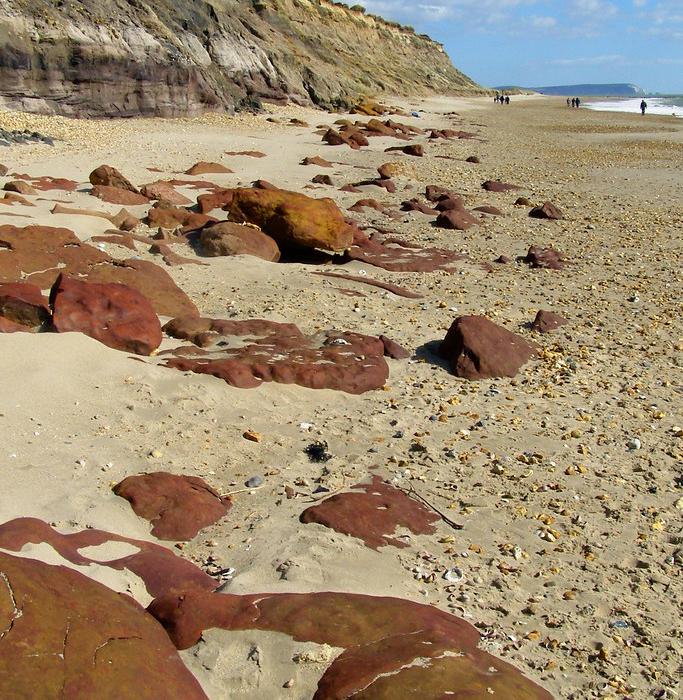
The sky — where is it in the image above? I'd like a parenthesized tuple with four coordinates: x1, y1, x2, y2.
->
(355, 0, 683, 93)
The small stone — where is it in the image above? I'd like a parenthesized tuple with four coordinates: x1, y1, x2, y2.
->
(245, 475, 264, 488)
(243, 430, 262, 443)
(283, 679, 294, 689)
(150, 449, 163, 458)
(626, 437, 641, 451)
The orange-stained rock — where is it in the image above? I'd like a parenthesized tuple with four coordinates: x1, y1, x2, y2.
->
(185, 161, 233, 175)
(225, 187, 353, 252)
(91, 185, 150, 205)
(113, 472, 231, 541)
(3, 180, 37, 195)
(300, 475, 438, 548)
(1, 192, 34, 206)
(439, 315, 537, 379)
(0, 552, 208, 700)
(0, 517, 217, 599)
(199, 221, 280, 261)
(50, 274, 162, 355)
(162, 317, 389, 394)
(89, 164, 139, 192)
(0, 282, 50, 327)
(225, 150, 266, 158)
(148, 590, 553, 700)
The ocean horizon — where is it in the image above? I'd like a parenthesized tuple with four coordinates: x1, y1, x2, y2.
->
(583, 96, 683, 118)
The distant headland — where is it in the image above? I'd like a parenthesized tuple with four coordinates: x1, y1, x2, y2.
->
(495, 83, 646, 97)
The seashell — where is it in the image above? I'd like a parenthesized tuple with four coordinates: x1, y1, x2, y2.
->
(443, 566, 464, 583)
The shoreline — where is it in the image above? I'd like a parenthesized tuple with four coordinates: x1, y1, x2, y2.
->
(0, 94, 681, 699)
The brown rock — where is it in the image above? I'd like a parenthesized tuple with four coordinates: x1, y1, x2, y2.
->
(147, 203, 215, 232)
(301, 474, 437, 548)
(348, 198, 385, 214)
(435, 196, 466, 211)
(524, 245, 565, 270)
(473, 205, 503, 215)
(482, 180, 520, 192)
(149, 243, 209, 267)
(435, 209, 478, 230)
(1, 192, 34, 206)
(531, 309, 568, 333)
(495, 254, 512, 264)
(113, 472, 231, 541)
(196, 189, 235, 214)
(225, 187, 353, 252)
(401, 198, 437, 215)
(89, 164, 139, 192)
(50, 274, 162, 355)
(380, 335, 411, 359)
(3, 180, 37, 195)
(529, 201, 564, 220)
(301, 155, 333, 167)
(199, 221, 280, 261)
(425, 184, 459, 202)
(439, 315, 537, 379)
(252, 179, 279, 190)
(311, 174, 334, 186)
(91, 185, 150, 205)
(184, 161, 233, 175)
(0, 517, 217, 599)
(402, 144, 423, 156)
(140, 181, 192, 205)
(225, 150, 266, 158)
(0, 552, 208, 700)
(466, 155, 481, 163)
(148, 590, 552, 699)
(0, 316, 30, 333)
(85, 259, 198, 318)
(377, 162, 400, 179)
(162, 317, 389, 394)
(0, 282, 50, 327)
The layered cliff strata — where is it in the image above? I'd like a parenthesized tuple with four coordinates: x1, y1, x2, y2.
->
(0, 0, 481, 117)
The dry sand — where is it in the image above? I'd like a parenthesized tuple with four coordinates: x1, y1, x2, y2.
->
(0, 95, 681, 699)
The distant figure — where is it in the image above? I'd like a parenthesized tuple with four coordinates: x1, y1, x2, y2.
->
(571, 98, 576, 108)
(567, 98, 571, 107)
(640, 99, 647, 115)
(494, 95, 499, 103)
(505, 95, 510, 105)
(575, 97, 581, 108)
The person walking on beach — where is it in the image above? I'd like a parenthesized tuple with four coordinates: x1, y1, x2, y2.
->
(505, 95, 510, 105)
(575, 97, 581, 108)
(571, 98, 576, 108)
(567, 97, 571, 107)
(640, 99, 647, 115)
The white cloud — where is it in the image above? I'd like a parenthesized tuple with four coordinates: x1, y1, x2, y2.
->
(570, 0, 618, 17)
(550, 54, 626, 66)
(530, 15, 558, 28)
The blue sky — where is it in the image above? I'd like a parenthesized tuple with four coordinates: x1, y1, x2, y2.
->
(356, 0, 683, 93)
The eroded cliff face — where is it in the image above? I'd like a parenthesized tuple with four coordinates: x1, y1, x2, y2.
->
(0, 0, 481, 117)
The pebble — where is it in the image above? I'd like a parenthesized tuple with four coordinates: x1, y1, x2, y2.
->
(245, 475, 264, 488)
(626, 437, 641, 451)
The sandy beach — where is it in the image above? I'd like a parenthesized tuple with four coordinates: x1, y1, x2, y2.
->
(0, 94, 681, 699)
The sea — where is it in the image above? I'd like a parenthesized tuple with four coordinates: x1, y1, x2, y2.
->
(583, 96, 683, 118)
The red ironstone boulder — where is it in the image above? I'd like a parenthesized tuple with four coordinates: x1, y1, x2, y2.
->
(435, 209, 478, 230)
(0, 316, 28, 333)
(225, 187, 353, 252)
(91, 185, 150, 206)
(199, 222, 280, 262)
(439, 315, 537, 379)
(529, 201, 564, 220)
(380, 335, 411, 359)
(0, 517, 217, 599)
(146, 203, 215, 232)
(482, 180, 520, 192)
(0, 282, 50, 327)
(148, 590, 553, 700)
(185, 161, 233, 175)
(140, 181, 192, 205)
(0, 552, 208, 700)
(301, 155, 333, 167)
(531, 309, 568, 333)
(300, 475, 437, 548)
(3, 180, 37, 195)
(524, 245, 565, 270)
(113, 472, 231, 541)
(89, 164, 139, 192)
(162, 317, 389, 394)
(50, 274, 162, 355)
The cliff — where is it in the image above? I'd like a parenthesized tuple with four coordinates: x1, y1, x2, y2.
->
(0, 0, 482, 117)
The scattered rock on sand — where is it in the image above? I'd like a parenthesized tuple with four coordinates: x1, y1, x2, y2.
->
(91, 185, 149, 205)
(524, 245, 565, 270)
(162, 317, 389, 393)
(225, 187, 353, 252)
(50, 274, 162, 355)
(380, 335, 412, 358)
(3, 180, 37, 195)
(0, 552, 208, 700)
(0, 517, 218, 598)
(184, 161, 233, 175)
(529, 201, 564, 220)
(531, 309, 568, 333)
(300, 474, 438, 548)
(113, 472, 231, 541)
(301, 155, 333, 167)
(140, 180, 192, 205)
(89, 164, 139, 192)
(199, 221, 281, 261)
(439, 315, 537, 379)
(148, 589, 552, 699)
(435, 209, 478, 230)
(482, 180, 520, 192)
